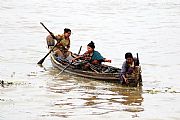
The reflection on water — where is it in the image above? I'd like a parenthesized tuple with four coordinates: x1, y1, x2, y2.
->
(110, 87, 143, 106)
(45, 75, 144, 118)
(111, 87, 144, 113)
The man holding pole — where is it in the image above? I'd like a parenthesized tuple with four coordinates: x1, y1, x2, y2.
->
(46, 28, 72, 59)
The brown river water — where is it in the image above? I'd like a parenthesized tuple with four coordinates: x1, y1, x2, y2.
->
(0, 0, 180, 119)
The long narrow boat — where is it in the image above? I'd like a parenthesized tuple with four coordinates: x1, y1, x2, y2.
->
(49, 52, 142, 87)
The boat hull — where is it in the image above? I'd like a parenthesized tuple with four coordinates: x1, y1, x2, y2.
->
(50, 54, 120, 82)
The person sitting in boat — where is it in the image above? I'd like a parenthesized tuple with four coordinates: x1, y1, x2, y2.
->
(120, 52, 141, 85)
(72, 41, 111, 70)
(46, 28, 71, 59)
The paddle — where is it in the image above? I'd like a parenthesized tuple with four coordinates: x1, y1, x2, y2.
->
(136, 53, 140, 66)
(78, 46, 82, 55)
(37, 22, 60, 65)
(56, 46, 82, 76)
(57, 61, 73, 76)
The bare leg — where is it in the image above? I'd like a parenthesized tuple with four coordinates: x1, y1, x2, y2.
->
(65, 52, 74, 61)
(64, 51, 71, 58)
(54, 49, 64, 58)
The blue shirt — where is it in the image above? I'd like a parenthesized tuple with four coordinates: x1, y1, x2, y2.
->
(91, 51, 104, 61)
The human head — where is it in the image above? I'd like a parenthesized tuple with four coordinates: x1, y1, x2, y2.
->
(125, 52, 133, 64)
(87, 41, 95, 49)
(87, 41, 95, 53)
(64, 28, 71, 38)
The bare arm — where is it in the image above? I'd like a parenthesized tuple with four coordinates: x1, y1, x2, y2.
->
(120, 61, 128, 84)
(71, 55, 83, 62)
(104, 58, 111, 63)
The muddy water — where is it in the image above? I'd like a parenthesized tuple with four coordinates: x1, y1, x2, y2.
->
(0, 0, 180, 119)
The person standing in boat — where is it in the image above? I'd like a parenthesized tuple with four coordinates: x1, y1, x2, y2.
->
(120, 52, 141, 84)
(46, 28, 71, 59)
(72, 41, 111, 70)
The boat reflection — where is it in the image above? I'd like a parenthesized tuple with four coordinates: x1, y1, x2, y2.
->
(110, 86, 143, 106)
(46, 72, 144, 118)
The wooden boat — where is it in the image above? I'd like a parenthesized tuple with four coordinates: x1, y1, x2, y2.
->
(49, 52, 142, 87)
(39, 23, 142, 87)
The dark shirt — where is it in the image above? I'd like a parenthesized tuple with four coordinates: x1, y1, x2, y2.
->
(120, 58, 138, 76)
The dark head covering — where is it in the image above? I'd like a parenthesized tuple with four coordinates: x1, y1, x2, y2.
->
(125, 52, 133, 59)
(87, 41, 95, 49)
(64, 28, 71, 33)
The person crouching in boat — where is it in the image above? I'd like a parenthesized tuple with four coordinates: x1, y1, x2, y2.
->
(120, 52, 142, 85)
(72, 41, 111, 71)
(46, 28, 71, 60)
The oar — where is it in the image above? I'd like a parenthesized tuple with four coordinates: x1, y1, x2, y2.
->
(37, 22, 59, 65)
(57, 61, 73, 76)
(55, 46, 82, 77)
(136, 53, 140, 66)
(78, 46, 82, 55)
